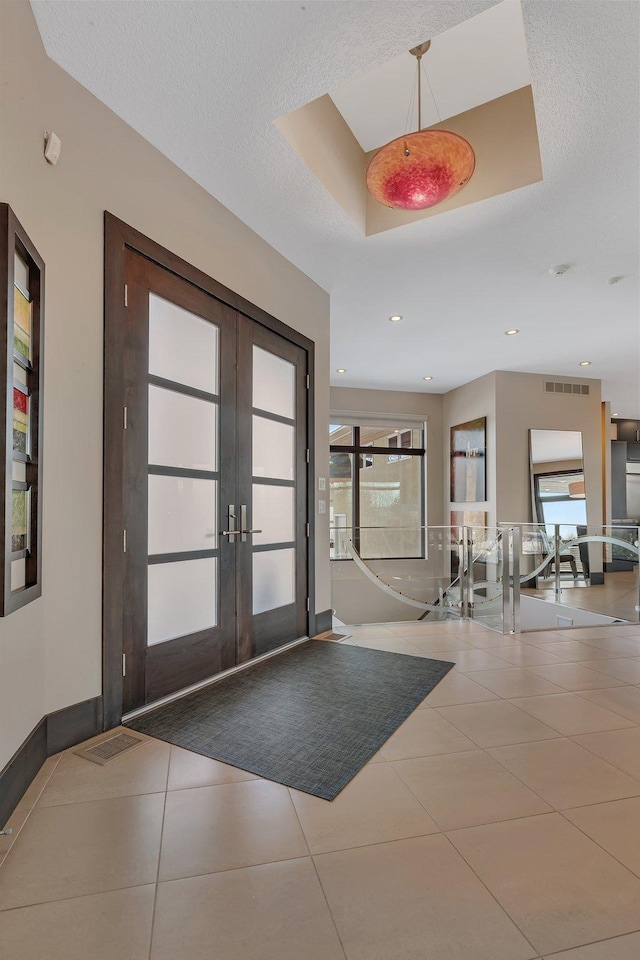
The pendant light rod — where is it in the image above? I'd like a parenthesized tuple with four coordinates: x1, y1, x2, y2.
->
(409, 40, 431, 132)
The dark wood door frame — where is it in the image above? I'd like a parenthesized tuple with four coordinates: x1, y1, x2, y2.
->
(103, 213, 316, 729)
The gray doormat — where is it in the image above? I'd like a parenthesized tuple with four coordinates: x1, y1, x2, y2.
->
(125, 640, 454, 800)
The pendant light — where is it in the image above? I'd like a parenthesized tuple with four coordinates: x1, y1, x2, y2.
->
(366, 41, 476, 211)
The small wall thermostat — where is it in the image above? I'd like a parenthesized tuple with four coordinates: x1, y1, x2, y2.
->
(44, 131, 62, 166)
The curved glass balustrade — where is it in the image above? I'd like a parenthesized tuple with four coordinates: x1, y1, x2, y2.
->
(331, 523, 640, 633)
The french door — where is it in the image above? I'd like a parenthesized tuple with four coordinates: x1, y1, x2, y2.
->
(120, 250, 309, 713)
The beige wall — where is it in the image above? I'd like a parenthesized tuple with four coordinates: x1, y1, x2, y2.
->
(443, 372, 497, 525)
(0, 3, 330, 769)
(495, 371, 602, 528)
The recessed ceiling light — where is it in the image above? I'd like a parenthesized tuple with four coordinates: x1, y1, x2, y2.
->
(422, 376, 433, 381)
(336, 368, 347, 373)
(579, 360, 591, 367)
(389, 314, 403, 323)
(613, 412, 620, 417)
(505, 329, 519, 336)
(549, 264, 570, 276)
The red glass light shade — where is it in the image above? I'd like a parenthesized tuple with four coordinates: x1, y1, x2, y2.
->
(366, 129, 476, 211)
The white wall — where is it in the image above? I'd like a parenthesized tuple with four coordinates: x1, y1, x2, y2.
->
(0, 2, 330, 769)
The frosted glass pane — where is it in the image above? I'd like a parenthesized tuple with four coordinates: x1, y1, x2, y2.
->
(148, 475, 217, 555)
(14, 253, 29, 296)
(253, 346, 295, 419)
(11, 558, 26, 591)
(149, 385, 217, 471)
(149, 294, 218, 394)
(148, 558, 216, 645)
(253, 416, 294, 480)
(253, 548, 295, 615)
(252, 484, 295, 545)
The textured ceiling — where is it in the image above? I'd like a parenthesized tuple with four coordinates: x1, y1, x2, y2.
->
(330, 0, 531, 151)
(30, 0, 640, 416)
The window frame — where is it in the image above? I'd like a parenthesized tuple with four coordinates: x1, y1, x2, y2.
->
(330, 423, 426, 560)
(0, 204, 45, 615)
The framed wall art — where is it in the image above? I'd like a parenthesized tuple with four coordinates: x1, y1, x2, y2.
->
(0, 204, 44, 615)
(450, 416, 486, 502)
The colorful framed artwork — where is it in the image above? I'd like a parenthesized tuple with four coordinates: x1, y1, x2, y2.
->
(450, 417, 486, 502)
(0, 203, 44, 616)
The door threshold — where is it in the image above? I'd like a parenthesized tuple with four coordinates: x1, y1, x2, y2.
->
(122, 635, 310, 722)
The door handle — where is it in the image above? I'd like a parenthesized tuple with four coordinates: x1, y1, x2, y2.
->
(222, 505, 238, 542)
(240, 504, 262, 541)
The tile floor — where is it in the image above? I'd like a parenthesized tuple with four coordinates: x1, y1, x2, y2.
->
(3, 620, 640, 958)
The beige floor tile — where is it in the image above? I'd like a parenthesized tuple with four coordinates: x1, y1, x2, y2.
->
(0, 792, 165, 910)
(39, 737, 170, 806)
(389, 621, 474, 638)
(564, 797, 640, 876)
(521, 630, 569, 645)
(509, 693, 636, 736)
(466, 668, 566, 698)
(151, 859, 345, 960)
(346, 625, 398, 641)
(290, 763, 438, 854)
(393, 750, 552, 831)
(379, 706, 476, 760)
(158, 779, 308, 881)
(350, 635, 426, 657)
(16, 755, 62, 811)
(423, 671, 500, 706)
(402, 634, 476, 654)
(583, 658, 640, 684)
(542, 932, 640, 959)
(436, 700, 560, 748)
(530, 642, 620, 662)
(432, 648, 511, 672)
(448, 813, 640, 956)
(0, 806, 31, 864)
(313, 834, 535, 960)
(576, 686, 640, 724)
(167, 744, 257, 790)
(571, 727, 640, 779)
(466, 630, 534, 649)
(488, 739, 640, 809)
(0, 885, 155, 960)
(579, 637, 640, 657)
(485, 644, 569, 666)
(525, 662, 626, 691)
(560, 628, 622, 643)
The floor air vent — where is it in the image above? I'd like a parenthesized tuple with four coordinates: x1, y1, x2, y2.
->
(74, 732, 145, 766)
(544, 380, 590, 396)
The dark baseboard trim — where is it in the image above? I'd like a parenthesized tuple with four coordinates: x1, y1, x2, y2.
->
(315, 609, 333, 635)
(589, 572, 605, 586)
(0, 695, 103, 827)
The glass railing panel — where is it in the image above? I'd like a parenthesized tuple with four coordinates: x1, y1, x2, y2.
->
(464, 526, 509, 633)
(502, 522, 640, 629)
(330, 525, 465, 624)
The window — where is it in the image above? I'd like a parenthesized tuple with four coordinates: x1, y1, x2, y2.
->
(329, 421, 426, 560)
(0, 205, 44, 614)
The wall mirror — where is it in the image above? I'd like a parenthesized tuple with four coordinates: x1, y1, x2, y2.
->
(529, 429, 586, 536)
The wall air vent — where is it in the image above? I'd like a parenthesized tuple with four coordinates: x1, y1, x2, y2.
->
(544, 381, 590, 397)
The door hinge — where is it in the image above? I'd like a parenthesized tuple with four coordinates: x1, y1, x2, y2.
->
(124, 284, 128, 307)
(305, 521, 310, 538)
(123, 406, 128, 430)
(123, 529, 127, 552)
(306, 374, 310, 389)
(305, 448, 310, 463)
(122, 654, 126, 677)
(306, 597, 310, 612)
